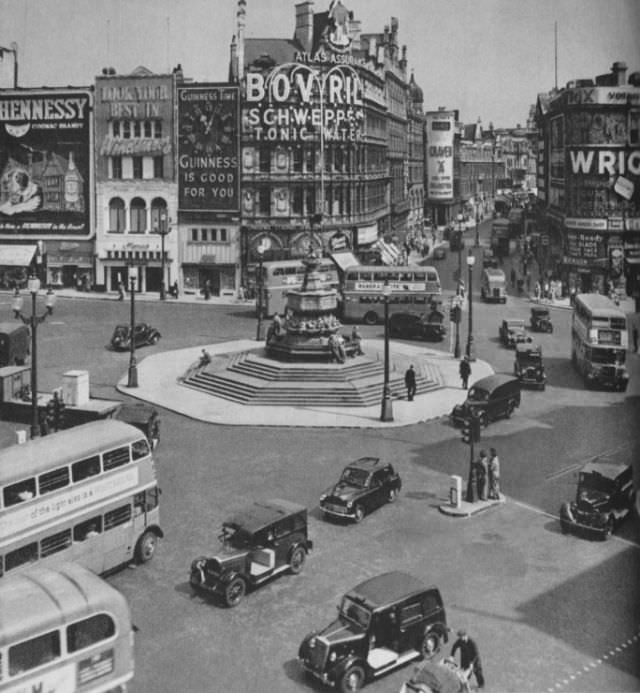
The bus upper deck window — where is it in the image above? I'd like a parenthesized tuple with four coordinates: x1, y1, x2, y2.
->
(273, 268, 284, 276)
(359, 272, 372, 281)
(426, 272, 437, 282)
(9, 630, 61, 676)
(103, 446, 130, 471)
(400, 272, 413, 281)
(131, 439, 150, 460)
(72, 456, 100, 483)
(3, 479, 36, 506)
(67, 614, 116, 653)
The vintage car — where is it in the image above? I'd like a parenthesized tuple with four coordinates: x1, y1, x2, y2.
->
(499, 318, 527, 348)
(530, 305, 553, 333)
(389, 311, 445, 342)
(190, 499, 312, 607)
(299, 571, 448, 693)
(110, 323, 161, 350)
(514, 343, 546, 390)
(480, 268, 507, 303)
(432, 246, 447, 260)
(450, 374, 521, 428)
(0, 322, 29, 366)
(399, 659, 470, 693)
(115, 402, 160, 449)
(319, 457, 402, 523)
(560, 458, 634, 539)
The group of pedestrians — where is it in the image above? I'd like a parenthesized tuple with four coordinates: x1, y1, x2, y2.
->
(468, 448, 501, 503)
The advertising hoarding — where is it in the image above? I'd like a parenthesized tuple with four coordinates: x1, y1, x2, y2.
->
(0, 89, 91, 236)
(426, 112, 455, 201)
(177, 84, 239, 213)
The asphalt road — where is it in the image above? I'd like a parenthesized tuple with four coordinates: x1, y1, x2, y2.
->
(0, 231, 638, 692)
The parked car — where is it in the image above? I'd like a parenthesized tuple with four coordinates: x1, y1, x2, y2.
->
(189, 499, 312, 606)
(529, 305, 553, 333)
(0, 322, 29, 366)
(319, 457, 402, 523)
(110, 322, 161, 350)
(450, 374, 521, 428)
(389, 311, 445, 342)
(514, 343, 546, 390)
(560, 458, 634, 539)
(499, 318, 527, 348)
(299, 571, 448, 693)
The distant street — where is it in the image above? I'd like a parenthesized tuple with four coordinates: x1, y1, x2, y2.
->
(0, 232, 638, 691)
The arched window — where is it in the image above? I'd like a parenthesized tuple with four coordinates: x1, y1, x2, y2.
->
(150, 198, 168, 233)
(108, 198, 125, 233)
(130, 198, 147, 233)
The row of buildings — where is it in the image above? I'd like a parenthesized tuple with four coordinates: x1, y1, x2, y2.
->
(0, 1, 637, 304)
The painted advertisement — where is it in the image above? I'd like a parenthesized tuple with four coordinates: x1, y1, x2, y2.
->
(243, 63, 365, 144)
(426, 112, 455, 201)
(177, 83, 239, 212)
(0, 89, 91, 236)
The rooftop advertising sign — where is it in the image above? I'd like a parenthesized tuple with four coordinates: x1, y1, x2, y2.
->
(243, 64, 364, 144)
(426, 112, 455, 201)
(0, 89, 91, 236)
(177, 84, 239, 213)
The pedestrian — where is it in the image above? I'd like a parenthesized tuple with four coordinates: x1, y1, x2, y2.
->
(633, 325, 639, 353)
(117, 281, 125, 301)
(510, 267, 516, 287)
(171, 280, 179, 299)
(534, 280, 541, 302)
(459, 356, 471, 389)
(476, 449, 489, 501)
(451, 629, 485, 689)
(351, 325, 363, 355)
(569, 285, 577, 306)
(203, 279, 211, 300)
(488, 448, 501, 500)
(525, 272, 531, 294)
(404, 364, 417, 401)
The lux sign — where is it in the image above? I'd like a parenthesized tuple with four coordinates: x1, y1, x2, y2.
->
(570, 149, 640, 176)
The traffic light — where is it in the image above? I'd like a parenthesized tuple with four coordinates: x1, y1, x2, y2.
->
(461, 415, 481, 444)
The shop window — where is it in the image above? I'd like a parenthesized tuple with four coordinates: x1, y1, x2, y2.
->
(129, 198, 147, 233)
(111, 156, 122, 180)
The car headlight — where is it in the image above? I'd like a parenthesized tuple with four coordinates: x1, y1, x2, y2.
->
(319, 494, 327, 502)
(329, 652, 337, 662)
(309, 637, 316, 648)
(347, 501, 353, 509)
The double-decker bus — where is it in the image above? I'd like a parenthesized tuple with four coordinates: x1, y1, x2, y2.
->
(0, 420, 163, 578)
(250, 259, 340, 317)
(572, 293, 629, 391)
(0, 562, 134, 692)
(340, 265, 442, 325)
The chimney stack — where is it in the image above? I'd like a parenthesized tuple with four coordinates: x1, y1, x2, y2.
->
(295, 1, 314, 54)
(612, 61, 627, 86)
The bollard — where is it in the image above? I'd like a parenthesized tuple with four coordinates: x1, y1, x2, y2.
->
(449, 475, 462, 508)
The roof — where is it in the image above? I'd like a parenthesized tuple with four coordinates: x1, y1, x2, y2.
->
(347, 572, 430, 610)
(471, 373, 519, 392)
(345, 457, 382, 471)
(581, 460, 629, 480)
(0, 420, 146, 484)
(575, 293, 626, 318)
(0, 562, 131, 647)
(224, 499, 307, 534)
(484, 268, 505, 278)
(504, 319, 526, 326)
(531, 305, 550, 315)
(516, 343, 541, 354)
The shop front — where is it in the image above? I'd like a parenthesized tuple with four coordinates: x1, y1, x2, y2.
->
(182, 256, 237, 296)
(46, 240, 94, 289)
(100, 244, 174, 294)
(0, 244, 39, 288)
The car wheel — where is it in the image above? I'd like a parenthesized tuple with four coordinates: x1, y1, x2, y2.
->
(353, 505, 365, 523)
(149, 334, 159, 345)
(387, 487, 399, 503)
(363, 311, 378, 326)
(505, 400, 516, 418)
(134, 530, 158, 564)
(603, 515, 615, 539)
(288, 546, 306, 575)
(224, 576, 246, 607)
(421, 631, 442, 660)
(339, 665, 366, 693)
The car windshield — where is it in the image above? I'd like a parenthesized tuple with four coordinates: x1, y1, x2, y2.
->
(579, 472, 617, 495)
(340, 467, 370, 488)
(507, 321, 525, 330)
(340, 596, 371, 629)
(113, 326, 128, 337)
(518, 352, 541, 365)
(219, 523, 252, 549)
(467, 387, 489, 402)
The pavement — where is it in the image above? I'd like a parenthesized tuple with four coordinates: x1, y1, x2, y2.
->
(115, 337, 495, 429)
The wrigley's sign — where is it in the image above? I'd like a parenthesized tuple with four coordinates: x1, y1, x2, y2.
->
(570, 148, 640, 176)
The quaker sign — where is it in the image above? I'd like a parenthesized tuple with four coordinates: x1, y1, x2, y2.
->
(0, 89, 91, 236)
(426, 112, 455, 201)
(243, 65, 364, 143)
(178, 84, 239, 212)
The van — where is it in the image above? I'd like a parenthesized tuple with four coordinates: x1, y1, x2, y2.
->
(450, 374, 521, 428)
(0, 322, 29, 366)
(481, 268, 507, 303)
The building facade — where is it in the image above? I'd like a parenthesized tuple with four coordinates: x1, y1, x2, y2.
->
(536, 61, 640, 298)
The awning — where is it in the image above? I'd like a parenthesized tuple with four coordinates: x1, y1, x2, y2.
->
(374, 240, 400, 265)
(330, 251, 359, 272)
(0, 244, 37, 266)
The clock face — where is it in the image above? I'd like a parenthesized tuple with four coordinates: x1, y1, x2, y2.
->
(5, 123, 30, 137)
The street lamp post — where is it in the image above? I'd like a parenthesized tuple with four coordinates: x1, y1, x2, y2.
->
(12, 277, 55, 438)
(155, 212, 170, 300)
(127, 267, 139, 388)
(255, 246, 265, 341)
(453, 300, 461, 359)
(466, 251, 476, 361)
(380, 281, 394, 422)
(456, 213, 464, 296)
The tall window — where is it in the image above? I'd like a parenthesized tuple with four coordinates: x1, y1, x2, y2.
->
(259, 147, 270, 173)
(111, 156, 123, 180)
(132, 157, 143, 179)
(259, 187, 270, 214)
(153, 156, 164, 179)
(123, 121, 131, 139)
(133, 121, 142, 138)
(144, 120, 152, 138)
(112, 121, 121, 137)
(108, 198, 126, 233)
(293, 147, 303, 173)
(154, 121, 162, 138)
(150, 198, 167, 233)
(292, 187, 303, 215)
(130, 197, 147, 233)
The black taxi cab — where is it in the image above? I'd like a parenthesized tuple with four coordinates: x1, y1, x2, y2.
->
(450, 374, 521, 428)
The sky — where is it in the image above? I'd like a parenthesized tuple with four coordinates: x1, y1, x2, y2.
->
(0, 0, 639, 128)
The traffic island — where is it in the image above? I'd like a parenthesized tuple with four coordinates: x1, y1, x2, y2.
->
(439, 494, 506, 518)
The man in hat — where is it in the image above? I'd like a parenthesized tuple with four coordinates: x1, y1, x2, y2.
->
(459, 356, 471, 389)
(404, 364, 417, 401)
(451, 629, 484, 688)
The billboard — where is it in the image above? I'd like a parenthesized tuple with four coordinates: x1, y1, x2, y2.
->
(0, 89, 91, 236)
(177, 84, 239, 213)
(426, 111, 455, 201)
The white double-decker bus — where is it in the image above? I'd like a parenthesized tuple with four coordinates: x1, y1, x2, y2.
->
(571, 293, 629, 391)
